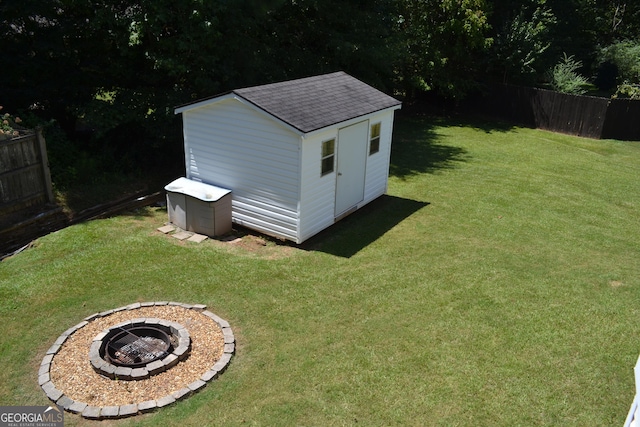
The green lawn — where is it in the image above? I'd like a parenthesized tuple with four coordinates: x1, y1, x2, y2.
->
(1, 115, 640, 426)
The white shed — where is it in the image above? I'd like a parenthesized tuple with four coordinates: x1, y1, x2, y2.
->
(174, 71, 402, 243)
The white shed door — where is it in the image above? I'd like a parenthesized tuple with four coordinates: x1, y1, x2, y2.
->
(335, 120, 368, 216)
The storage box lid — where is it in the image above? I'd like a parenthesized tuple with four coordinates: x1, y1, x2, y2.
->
(164, 177, 231, 202)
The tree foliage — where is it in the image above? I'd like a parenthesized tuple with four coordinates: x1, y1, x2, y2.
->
(2, 0, 637, 185)
(487, 0, 556, 84)
(393, 0, 491, 98)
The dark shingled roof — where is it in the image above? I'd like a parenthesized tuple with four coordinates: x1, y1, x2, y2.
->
(232, 71, 401, 133)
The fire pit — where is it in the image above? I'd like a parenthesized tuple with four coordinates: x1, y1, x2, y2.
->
(40, 302, 235, 420)
(104, 326, 171, 367)
(90, 319, 191, 380)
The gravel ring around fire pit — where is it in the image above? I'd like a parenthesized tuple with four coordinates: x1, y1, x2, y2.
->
(39, 302, 235, 420)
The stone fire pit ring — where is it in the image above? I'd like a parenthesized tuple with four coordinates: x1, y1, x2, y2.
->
(90, 318, 192, 380)
(39, 302, 235, 420)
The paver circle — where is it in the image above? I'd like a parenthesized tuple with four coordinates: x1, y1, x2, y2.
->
(39, 302, 235, 420)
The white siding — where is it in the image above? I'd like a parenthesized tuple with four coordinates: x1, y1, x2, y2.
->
(298, 128, 339, 242)
(363, 110, 397, 203)
(182, 98, 301, 241)
(296, 111, 398, 243)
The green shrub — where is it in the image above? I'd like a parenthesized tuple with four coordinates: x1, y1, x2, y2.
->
(547, 53, 590, 95)
(613, 82, 640, 99)
(598, 40, 640, 85)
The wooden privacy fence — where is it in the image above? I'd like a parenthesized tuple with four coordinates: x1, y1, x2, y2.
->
(0, 128, 54, 217)
(468, 84, 640, 141)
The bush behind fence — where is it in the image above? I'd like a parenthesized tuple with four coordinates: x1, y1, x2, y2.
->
(468, 84, 640, 141)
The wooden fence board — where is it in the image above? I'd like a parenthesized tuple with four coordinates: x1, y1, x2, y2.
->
(468, 84, 640, 141)
(0, 129, 54, 216)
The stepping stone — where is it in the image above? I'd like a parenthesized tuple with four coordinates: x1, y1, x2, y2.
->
(157, 225, 175, 234)
(172, 231, 192, 240)
(187, 233, 208, 243)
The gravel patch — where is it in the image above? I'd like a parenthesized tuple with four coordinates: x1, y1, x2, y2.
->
(42, 303, 233, 419)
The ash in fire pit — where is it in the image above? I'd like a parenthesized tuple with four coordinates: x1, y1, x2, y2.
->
(106, 326, 171, 367)
(90, 319, 191, 381)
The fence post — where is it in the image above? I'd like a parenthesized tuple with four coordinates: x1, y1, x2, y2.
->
(35, 127, 55, 204)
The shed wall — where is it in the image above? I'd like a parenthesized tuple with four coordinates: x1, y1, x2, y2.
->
(182, 98, 301, 241)
(299, 127, 339, 242)
(297, 110, 397, 243)
(363, 110, 396, 203)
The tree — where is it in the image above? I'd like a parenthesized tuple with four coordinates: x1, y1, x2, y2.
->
(486, 0, 556, 84)
(392, 0, 491, 99)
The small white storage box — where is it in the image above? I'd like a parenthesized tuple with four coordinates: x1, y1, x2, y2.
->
(164, 177, 232, 237)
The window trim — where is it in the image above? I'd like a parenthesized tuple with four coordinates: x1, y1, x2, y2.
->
(369, 122, 381, 155)
(321, 138, 335, 176)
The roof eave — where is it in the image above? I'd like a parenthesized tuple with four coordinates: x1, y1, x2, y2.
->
(301, 103, 402, 137)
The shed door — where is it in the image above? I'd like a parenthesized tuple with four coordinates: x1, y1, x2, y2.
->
(335, 120, 368, 216)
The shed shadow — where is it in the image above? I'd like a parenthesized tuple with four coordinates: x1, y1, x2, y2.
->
(299, 195, 429, 258)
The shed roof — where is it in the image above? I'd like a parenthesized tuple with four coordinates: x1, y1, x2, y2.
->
(175, 71, 401, 134)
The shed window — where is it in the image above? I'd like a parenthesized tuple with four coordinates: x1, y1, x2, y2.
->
(369, 123, 381, 155)
(321, 138, 335, 176)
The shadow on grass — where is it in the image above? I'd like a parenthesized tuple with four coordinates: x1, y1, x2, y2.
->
(390, 116, 469, 179)
(300, 195, 429, 258)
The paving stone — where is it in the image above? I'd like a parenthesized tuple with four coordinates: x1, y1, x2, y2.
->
(163, 353, 179, 369)
(201, 311, 230, 328)
(172, 231, 192, 240)
(192, 304, 207, 311)
(38, 372, 50, 386)
(188, 379, 207, 392)
(73, 320, 88, 330)
(41, 354, 54, 365)
(223, 328, 235, 344)
(41, 381, 63, 401)
(146, 360, 165, 375)
(154, 301, 169, 306)
(131, 368, 149, 380)
(112, 320, 132, 329)
(200, 369, 219, 382)
(172, 387, 191, 400)
(92, 331, 108, 342)
(82, 406, 101, 419)
(90, 356, 107, 370)
(126, 302, 142, 310)
(38, 363, 50, 376)
(224, 343, 235, 354)
(140, 301, 156, 307)
(100, 363, 117, 377)
(187, 233, 208, 243)
(157, 224, 175, 234)
(119, 404, 138, 417)
(53, 335, 68, 346)
(100, 405, 120, 418)
(156, 395, 176, 408)
(46, 344, 61, 355)
(68, 401, 87, 414)
(56, 395, 74, 409)
(212, 353, 232, 373)
(137, 400, 157, 413)
(84, 312, 101, 321)
(114, 366, 133, 380)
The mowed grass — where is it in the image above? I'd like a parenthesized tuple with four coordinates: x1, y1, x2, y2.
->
(1, 115, 640, 426)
